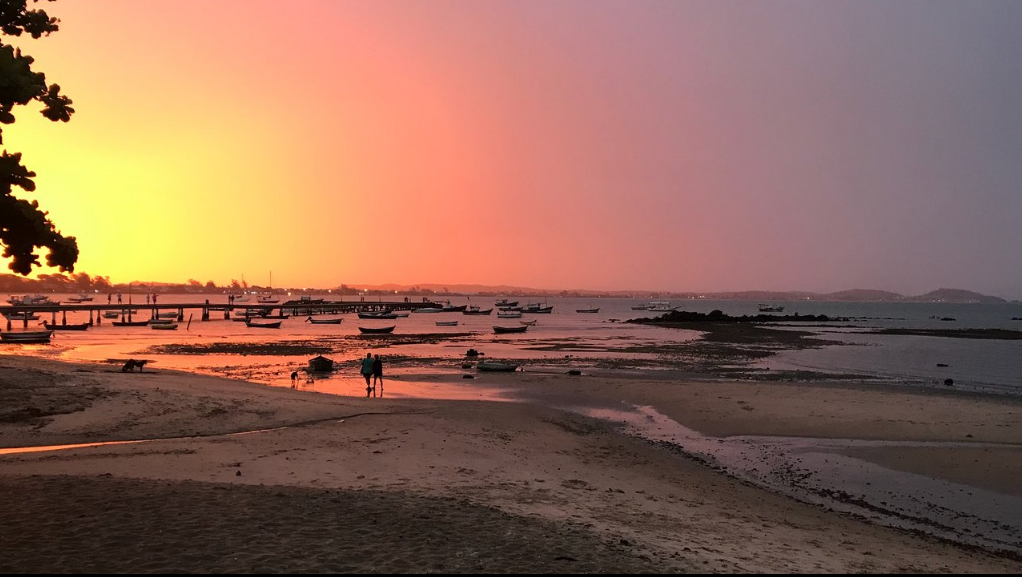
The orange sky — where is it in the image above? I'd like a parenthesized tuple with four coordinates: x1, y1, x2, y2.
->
(6, 1, 1022, 296)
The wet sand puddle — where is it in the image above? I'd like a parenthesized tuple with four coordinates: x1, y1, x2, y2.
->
(578, 404, 1022, 555)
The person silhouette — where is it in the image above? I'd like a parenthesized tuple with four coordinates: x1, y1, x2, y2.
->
(361, 353, 375, 397)
(290, 371, 299, 388)
(372, 355, 384, 397)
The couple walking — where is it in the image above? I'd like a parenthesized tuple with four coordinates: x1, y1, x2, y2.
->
(361, 353, 384, 397)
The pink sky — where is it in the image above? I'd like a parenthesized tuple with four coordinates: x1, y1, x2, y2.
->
(7, 1, 1022, 296)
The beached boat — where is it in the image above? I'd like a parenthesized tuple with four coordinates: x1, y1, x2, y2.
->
(519, 320, 537, 326)
(758, 304, 785, 313)
(246, 320, 282, 329)
(0, 330, 53, 344)
(151, 322, 178, 330)
(308, 355, 334, 372)
(476, 361, 519, 372)
(493, 325, 528, 334)
(42, 322, 89, 331)
(463, 307, 493, 316)
(576, 307, 600, 313)
(306, 317, 343, 324)
(413, 307, 444, 313)
(358, 326, 396, 334)
(435, 320, 459, 327)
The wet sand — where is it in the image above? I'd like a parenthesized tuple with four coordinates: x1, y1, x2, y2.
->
(1, 355, 1021, 572)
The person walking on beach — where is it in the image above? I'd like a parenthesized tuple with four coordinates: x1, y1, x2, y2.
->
(290, 371, 299, 389)
(361, 353, 375, 397)
(117, 292, 122, 305)
(107, 294, 112, 305)
(372, 354, 384, 397)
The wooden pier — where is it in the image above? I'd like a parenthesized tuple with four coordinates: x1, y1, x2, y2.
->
(0, 299, 441, 330)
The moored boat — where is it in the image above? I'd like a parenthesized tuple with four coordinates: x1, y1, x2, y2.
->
(758, 304, 785, 313)
(519, 320, 537, 326)
(151, 322, 179, 330)
(42, 322, 89, 331)
(576, 307, 600, 313)
(463, 307, 493, 316)
(358, 325, 396, 334)
(413, 307, 444, 313)
(0, 330, 53, 344)
(358, 312, 398, 320)
(435, 320, 459, 327)
(3, 312, 40, 321)
(522, 303, 553, 314)
(495, 299, 519, 308)
(112, 320, 150, 327)
(306, 317, 343, 324)
(493, 325, 528, 334)
(497, 310, 522, 318)
(246, 319, 282, 329)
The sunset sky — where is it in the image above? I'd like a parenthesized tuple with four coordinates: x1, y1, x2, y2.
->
(6, 1, 1022, 296)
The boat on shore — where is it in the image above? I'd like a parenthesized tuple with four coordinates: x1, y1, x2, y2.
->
(519, 320, 537, 326)
(359, 326, 396, 334)
(0, 330, 53, 344)
(435, 320, 459, 327)
(42, 322, 89, 331)
(758, 304, 785, 313)
(476, 361, 519, 372)
(308, 355, 334, 372)
(151, 322, 178, 330)
(493, 325, 528, 334)
(497, 310, 523, 318)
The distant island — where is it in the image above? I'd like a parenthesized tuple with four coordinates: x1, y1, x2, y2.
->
(0, 274, 1011, 304)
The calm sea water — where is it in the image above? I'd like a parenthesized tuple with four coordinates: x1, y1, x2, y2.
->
(4, 294, 1021, 396)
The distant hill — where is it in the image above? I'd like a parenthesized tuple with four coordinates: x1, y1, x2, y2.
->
(904, 288, 1007, 304)
(822, 289, 905, 302)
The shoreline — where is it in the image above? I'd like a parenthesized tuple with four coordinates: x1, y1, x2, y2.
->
(2, 354, 1022, 571)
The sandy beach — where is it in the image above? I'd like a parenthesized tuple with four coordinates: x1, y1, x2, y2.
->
(2, 354, 1021, 573)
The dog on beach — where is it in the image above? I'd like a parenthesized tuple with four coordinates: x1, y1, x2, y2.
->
(121, 359, 148, 372)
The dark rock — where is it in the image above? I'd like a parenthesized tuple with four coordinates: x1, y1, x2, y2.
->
(567, 369, 582, 376)
(944, 378, 954, 386)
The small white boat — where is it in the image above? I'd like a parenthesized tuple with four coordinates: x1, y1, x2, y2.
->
(758, 304, 785, 313)
(392, 311, 410, 318)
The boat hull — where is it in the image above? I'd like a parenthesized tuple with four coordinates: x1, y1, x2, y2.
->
(358, 326, 396, 334)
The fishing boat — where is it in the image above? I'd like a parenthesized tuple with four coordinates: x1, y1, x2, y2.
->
(630, 304, 650, 310)
(246, 319, 282, 329)
(308, 355, 334, 372)
(435, 320, 459, 327)
(112, 320, 150, 327)
(358, 311, 398, 320)
(358, 326, 396, 334)
(495, 299, 519, 308)
(758, 304, 785, 313)
(305, 317, 343, 324)
(42, 322, 89, 331)
(258, 272, 281, 303)
(440, 303, 467, 313)
(519, 320, 537, 326)
(522, 303, 553, 314)
(3, 312, 40, 321)
(8, 294, 59, 306)
(576, 307, 600, 313)
(497, 310, 522, 318)
(413, 307, 444, 313)
(231, 295, 250, 303)
(463, 306, 493, 316)
(0, 330, 53, 344)
(493, 325, 528, 334)
(476, 361, 519, 372)
(151, 322, 179, 330)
